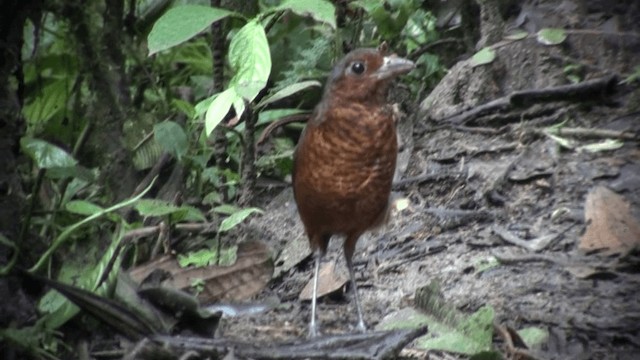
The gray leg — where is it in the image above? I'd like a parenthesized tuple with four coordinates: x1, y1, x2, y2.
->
(309, 254, 321, 337)
(346, 255, 367, 332)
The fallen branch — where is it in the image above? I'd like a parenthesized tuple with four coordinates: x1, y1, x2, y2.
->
(257, 113, 310, 145)
(535, 126, 637, 141)
(146, 326, 429, 360)
(443, 75, 618, 125)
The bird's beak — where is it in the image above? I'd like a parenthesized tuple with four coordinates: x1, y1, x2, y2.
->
(374, 55, 415, 80)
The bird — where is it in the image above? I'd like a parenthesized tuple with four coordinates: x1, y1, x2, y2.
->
(292, 44, 414, 337)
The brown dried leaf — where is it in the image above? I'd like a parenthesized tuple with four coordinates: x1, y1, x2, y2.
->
(580, 186, 640, 254)
(299, 260, 348, 300)
(129, 240, 273, 303)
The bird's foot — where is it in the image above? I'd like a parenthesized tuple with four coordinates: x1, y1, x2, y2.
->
(308, 322, 320, 338)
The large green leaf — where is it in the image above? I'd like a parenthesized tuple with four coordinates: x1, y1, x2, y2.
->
(20, 137, 78, 169)
(154, 121, 188, 160)
(65, 200, 104, 216)
(258, 80, 321, 108)
(135, 199, 206, 222)
(380, 305, 495, 356)
(219, 207, 263, 232)
(416, 305, 495, 354)
(148, 5, 238, 55)
(537, 28, 567, 46)
(135, 199, 183, 217)
(38, 223, 128, 330)
(28, 179, 156, 273)
(470, 47, 496, 67)
(205, 88, 239, 136)
(271, 0, 336, 29)
(228, 20, 271, 102)
(22, 78, 72, 128)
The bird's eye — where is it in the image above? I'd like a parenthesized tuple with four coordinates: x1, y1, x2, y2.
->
(350, 61, 365, 75)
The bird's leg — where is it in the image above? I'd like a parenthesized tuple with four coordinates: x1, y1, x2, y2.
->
(345, 252, 367, 332)
(344, 233, 367, 332)
(309, 253, 321, 337)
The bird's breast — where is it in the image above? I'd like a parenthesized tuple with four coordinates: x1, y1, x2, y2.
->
(293, 103, 397, 235)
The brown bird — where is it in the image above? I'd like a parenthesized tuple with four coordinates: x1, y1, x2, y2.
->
(292, 45, 414, 336)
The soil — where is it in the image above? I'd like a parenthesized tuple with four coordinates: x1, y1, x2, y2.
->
(217, 2, 640, 359)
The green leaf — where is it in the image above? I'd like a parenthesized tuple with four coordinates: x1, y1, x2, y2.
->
(39, 223, 128, 330)
(205, 88, 238, 136)
(135, 199, 205, 222)
(504, 30, 528, 40)
(195, 94, 216, 119)
(233, 95, 246, 122)
(518, 326, 549, 348)
(544, 132, 576, 149)
(148, 5, 237, 55)
(154, 121, 188, 160)
(537, 28, 567, 46)
(132, 139, 163, 171)
(474, 256, 500, 274)
(202, 191, 222, 205)
(578, 139, 624, 153)
(271, 0, 336, 29)
(212, 204, 241, 215)
(621, 65, 640, 84)
(20, 137, 78, 169)
(228, 20, 271, 102)
(172, 99, 196, 119)
(470, 47, 496, 67)
(259, 80, 321, 107)
(22, 78, 72, 127)
(416, 305, 495, 354)
(177, 245, 238, 267)
(219, 207, 263, 232)
(65, 200, 104, 216)
(258, 109, 308, 125)
(171, 205, 207, 222)
(178, 248, 217, 267)
(28, 180, 156, 273)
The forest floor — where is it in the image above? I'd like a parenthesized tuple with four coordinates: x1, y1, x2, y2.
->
(220, 96, 640, 360)
(219, 16, 640, 359)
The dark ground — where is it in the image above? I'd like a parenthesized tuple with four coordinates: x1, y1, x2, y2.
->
(217, 2, 640, 359)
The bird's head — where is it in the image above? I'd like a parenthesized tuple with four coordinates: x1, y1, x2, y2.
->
(323, 44, 415, 105)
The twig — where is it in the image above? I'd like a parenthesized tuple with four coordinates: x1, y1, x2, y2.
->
(491, 251, 570, 267)
(122, 222, 219, 241)
(494, 323, 540, 360)
(150, 326, 429, 360)
(408, 38, 464, 61)
(535, 126, 637, 140)
(453, 125, 501, 135)
(492, 225, 534, 250)
(442, 75, 618, 125)
(257, 113, 310, 145)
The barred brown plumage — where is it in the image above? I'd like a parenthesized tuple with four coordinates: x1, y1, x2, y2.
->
(292, 44, 414, 337)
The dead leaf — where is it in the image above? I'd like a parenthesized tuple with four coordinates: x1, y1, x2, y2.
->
(299, 260, 348, 300)
(274, 231, 311, 278)
(129, 240, 273, 303)
(580, 186, 640, 254)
